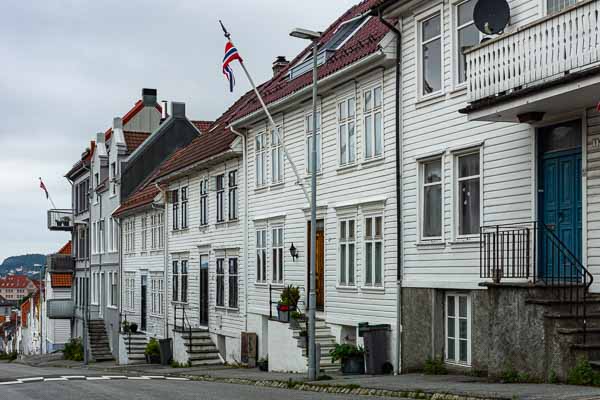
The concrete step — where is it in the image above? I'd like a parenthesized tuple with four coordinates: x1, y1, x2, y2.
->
(187, 348, 219, 355)
(185, 344, 219, 352)
(183, 339, 215, 347)
(189, 359, 222, 367)
(181, 333, 212, 340)
(189, 353, 222, 362)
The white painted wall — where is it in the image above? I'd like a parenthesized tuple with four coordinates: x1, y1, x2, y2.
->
(267, 319, 306, 373)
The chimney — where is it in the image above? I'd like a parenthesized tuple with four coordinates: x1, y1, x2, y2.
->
(171, 102, 186, 118)
(272, 56, 289, 77)
(96, 132, 105, 144)
(160, 100, 168, 123)
(142, 88, 157, 106)
(113, 117, 123, 130)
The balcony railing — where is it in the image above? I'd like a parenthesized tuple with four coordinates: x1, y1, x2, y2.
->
(46, 254, 74, 272)
(47, 209, 73, 231)
(47, 299, 74, 319)
(466, 0, 600, 103)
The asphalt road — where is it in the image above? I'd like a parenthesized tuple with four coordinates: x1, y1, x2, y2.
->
(0, 362, 396, 400)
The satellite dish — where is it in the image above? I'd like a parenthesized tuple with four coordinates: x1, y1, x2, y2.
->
(473, 0, 510, 35)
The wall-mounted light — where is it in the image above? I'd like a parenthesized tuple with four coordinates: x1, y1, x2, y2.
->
(289, 243, 299, 261)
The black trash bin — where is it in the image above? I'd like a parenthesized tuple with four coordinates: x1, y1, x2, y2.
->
(159, 338, 173, 366)
(359, 323, 390, 375)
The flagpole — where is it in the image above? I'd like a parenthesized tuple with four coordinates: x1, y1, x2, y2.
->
(39, 178, 57, 209)
(221, 21, 311, 207)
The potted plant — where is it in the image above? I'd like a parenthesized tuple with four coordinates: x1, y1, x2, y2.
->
(144, 338, 161, 364)
(277, 285, 300, 322)
(130, 322, 138, 334)
(290, 311, 306, 329)
(329, 343, 365, 375)
(121, 320, 130, 334)
(257, 357, 268, 372)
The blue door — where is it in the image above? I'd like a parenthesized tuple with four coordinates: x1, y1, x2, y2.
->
(539, 120, 582, 279)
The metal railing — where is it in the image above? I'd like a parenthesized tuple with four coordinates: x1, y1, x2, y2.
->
(47, 209, 73, 231)
(481, 221, 594, 342)
(268, 284, 306, 320)
(173, 304, 193, 347)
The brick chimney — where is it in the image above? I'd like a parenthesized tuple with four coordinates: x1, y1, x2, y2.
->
(272, 56, 289, 77)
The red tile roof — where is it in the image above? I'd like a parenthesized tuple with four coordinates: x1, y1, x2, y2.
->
(0, 276, 32, 289)
(124, 131, 151, 153)
(65, 141, 95, 178)
(113, 178, 160, 217)
(230, 0, 390, 122)
(50, 273, 73, 288)
(57, 241, 72, 256)
(192, 120, 214, 133)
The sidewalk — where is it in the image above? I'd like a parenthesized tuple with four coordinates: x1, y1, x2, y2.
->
(18, 355, 600, 400)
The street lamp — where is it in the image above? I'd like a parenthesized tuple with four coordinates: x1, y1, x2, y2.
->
(290, 26, 321, 381)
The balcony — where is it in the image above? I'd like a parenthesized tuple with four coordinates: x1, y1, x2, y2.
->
(46, 254, 74, 272)
(463, 0, 600, 122)
(47, 209, 73, 231)
(46, 299, 75, 319)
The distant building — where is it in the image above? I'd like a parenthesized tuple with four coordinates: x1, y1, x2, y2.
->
(0, 275, 37, 301)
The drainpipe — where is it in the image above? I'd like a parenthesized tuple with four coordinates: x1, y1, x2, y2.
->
(374, 7, 402, 375)
(229, 126, 249, 332)
(155, 182, 169, 339)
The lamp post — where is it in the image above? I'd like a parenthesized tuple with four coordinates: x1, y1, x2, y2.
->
(33, 263, 43, 355)
(290, 27, 321, 381)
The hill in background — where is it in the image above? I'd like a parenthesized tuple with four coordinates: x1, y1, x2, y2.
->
(0, 254, 46, 276)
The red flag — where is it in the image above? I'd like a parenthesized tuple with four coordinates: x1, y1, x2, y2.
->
(39, 178, 49, 199)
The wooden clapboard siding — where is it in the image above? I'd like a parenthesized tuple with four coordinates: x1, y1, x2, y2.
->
(166, 157, 246, 339)
(245, 62, 399, 329)
(400, 0, 537, 289)
(587, 107, 600, 291)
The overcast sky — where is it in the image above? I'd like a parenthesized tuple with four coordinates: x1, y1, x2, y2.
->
(0, 0, 359, 263)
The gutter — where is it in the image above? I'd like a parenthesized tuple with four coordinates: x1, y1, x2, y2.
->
(156, 149, 240, 185)
(229, 126, 249, 332)
(372, 4, 403, 376)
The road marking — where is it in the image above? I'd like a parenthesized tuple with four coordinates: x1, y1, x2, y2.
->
(44, 378, 68, 382)
(18, 377, 44, 383)
(86, 376, 110, 380)
(0, 381, 21, 385)
(102, 375, 127, 379)
(127, 376, 151, 380)
(61, 375, 86, 380)
(165, 377, 189, 381)
(142, 376, 165, 379)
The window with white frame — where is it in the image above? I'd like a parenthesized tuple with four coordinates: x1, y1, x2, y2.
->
(339, 219, 356, 286)
(172, 260, 179, 302)
(456, 150, 480, 236)
(446, 293, 471, 365)
(91, 272, 98, 305)
(364, 215, 383, 287)
(228, 258, 238, 308)
(150, 275, 164, 315)
(158, 213, 164, 249)
(421, 158, 443, 240)
(363, 87, 383, 159)
(110, 162, 117, 196)
(338, 97, 356, 165)
(216, 258, 225, 307)
(547, 0, 576, 14)
(229, 170, 238, 220)
(110, 272, 118, 307)
(151, 214, 157, 249)
(181, 186, 188, 229)
(125, 274, 135, 311)
(108, 218, 113, 252)
(271, 127, 283, 183)
(172, 189, 179, 230)
(454, 0, 479, 85)
(256, 229, 267, 283)
(200, 178, 209, 226)
(255, 132, 267, 187)
(99, 219, 105, 253)
(92, 222, 96, 254)
(141, 216, 148, 251)
(271, 227, 284, 283)
(181, 260, 188, 303)
(216, 174, 225, 223)
(419, 11, 442, 96)
(306, 112, 321, 173)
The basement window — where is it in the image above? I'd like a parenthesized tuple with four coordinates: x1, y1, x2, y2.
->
(445, 293, 471, 365)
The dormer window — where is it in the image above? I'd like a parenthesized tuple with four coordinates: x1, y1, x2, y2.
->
(110, 162, 117, 196)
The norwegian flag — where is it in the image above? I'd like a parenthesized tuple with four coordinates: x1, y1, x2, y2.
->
(39, 178, 49, 199)
(222, 41, 242, 92)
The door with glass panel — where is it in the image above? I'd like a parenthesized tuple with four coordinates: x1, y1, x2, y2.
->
(446, 293, 470, 365)
(199, 255, 209, 327)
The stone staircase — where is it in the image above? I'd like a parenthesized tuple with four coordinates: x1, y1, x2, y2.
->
(122, 332, 148, 364)
(180, 328, 222, 366)
(291, 319, 340, 373)
(88, 319, 113, 362)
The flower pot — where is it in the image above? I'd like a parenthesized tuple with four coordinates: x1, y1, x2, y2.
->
(277, 305, 290, 322)
(257, 360, 268, 371)
(130, 323, 138, 334)
(341, 355, 365, 375)
(146, 354, 161, 364)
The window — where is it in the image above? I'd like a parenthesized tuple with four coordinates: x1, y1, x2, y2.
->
(420, 12, 442, 96)
(200, 178, 209, 226)
(150, 277, 157, 315)
(271, 127, 283, 183)
(110, 272, 118, 307)
(364, 216, 383, 287)
(180, 260, 188, 303)
(151, 214, 157, 249)
(339, 219, 356, 286)
(124, 218, 135, 254)
(255, 133, 267, 187)
(112, 218, 118, 253)
(228, 258, 238, 308)
(172, 189, 179, 230)
(256, 229, 267, 283)
(141, 216, 148, 251)
(547, 0, 576, 14)
(172, 260, 179, 302)
(456, 151, 480, 236)
(216, 259, 225, 307)
(363, 87, 383, 159)
(271, 227, 284, 283)
(150, 275, 164, 315)
(75, 179, 89, 214)
(94, 173, 99, 203)
(306, 112, 321, 173)
(229, 171, 238, 220)
(110, 162, 117, 196)
(181, 186, 188, 229)
(125, 274, 135, 311)
(421, 159, 443, 239)
(455, 0, 479, 85)
(446, 293, 471, 365)
(158, 213, 164, 249)
(338, 97, 356, 165)
(99, 219, 105, 253)
(216, 175, 225, 223)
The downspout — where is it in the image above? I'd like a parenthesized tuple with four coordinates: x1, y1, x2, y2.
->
(116, 217, 122, 333)
(229, 126, 249, 332)
(81, 164, 91, 365)
(155, 182, 169, 339)
(375, 8, 402, 375)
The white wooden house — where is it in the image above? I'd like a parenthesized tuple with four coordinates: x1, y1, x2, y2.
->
(378, 0, 600, 381)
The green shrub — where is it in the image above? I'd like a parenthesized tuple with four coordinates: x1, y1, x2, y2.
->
(423, 357, 447, 375)
(279, 285, 300, 307)
(63, 338, 84, 361)
(567, 359, 600, 386)
(144, 338, 160, 356)
(328, 343, 364, 363)
(549, 370, 559, 384)
(0, 351, 17, 361)
(500, 366, 533, 383)
(170, 360, 191, 368)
